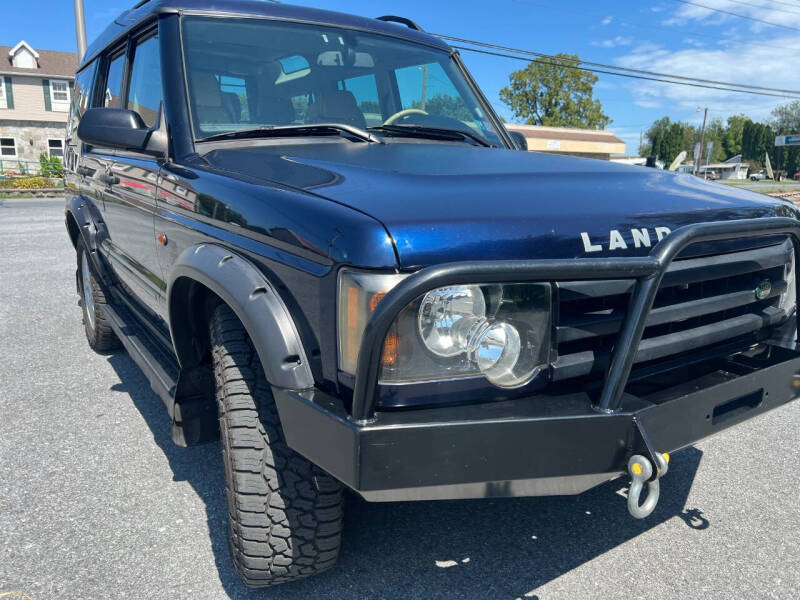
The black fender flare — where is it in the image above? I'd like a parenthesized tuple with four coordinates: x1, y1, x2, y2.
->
(167, 243, 314, 391)
(66, 195, 112, 286)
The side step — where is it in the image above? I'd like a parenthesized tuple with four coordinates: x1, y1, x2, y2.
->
(102, 300, 218, 446)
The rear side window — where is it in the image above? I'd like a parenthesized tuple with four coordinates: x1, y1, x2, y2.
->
(104, 53, 125, 108)
(127, 34, 162, 127)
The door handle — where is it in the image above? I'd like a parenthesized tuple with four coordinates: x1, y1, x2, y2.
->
(100, 173, 120, 185)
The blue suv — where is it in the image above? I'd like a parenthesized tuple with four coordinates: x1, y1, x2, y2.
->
(64, 0, 800, 587)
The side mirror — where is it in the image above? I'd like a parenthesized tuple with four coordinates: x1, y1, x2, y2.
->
(508, 130, 528, 151)
(78, 107, 166, 157)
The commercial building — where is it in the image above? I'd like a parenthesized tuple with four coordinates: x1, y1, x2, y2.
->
(504, 124, 626, 160)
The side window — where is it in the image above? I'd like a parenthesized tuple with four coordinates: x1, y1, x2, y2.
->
(339, 74, 381, 126)
(68, 60, 97, 137)
(127, 34, 162, 127)
(104, 52, 125, 108)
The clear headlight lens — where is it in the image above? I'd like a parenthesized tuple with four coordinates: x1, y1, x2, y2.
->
(418, 285, 486, 357)
(780, 250, 796, 314)
(338, 270, 551, 389)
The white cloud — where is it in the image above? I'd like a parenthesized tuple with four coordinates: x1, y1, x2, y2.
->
(601, 16, 613, 25)
(662, 0, 800, 31)
(613, 33, 800, 126)
(592, 36, 633, 48)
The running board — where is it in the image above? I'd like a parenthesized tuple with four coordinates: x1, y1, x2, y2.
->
(103, 301, 218, 446)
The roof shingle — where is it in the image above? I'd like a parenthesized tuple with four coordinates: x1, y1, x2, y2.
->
(0, 44, 77, 78)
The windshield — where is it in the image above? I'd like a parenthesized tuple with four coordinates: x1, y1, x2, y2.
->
(181, 17, 502, 145)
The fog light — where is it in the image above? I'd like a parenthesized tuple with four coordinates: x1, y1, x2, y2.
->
(472, 321, 523, 387)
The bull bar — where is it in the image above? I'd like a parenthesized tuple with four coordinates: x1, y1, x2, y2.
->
(273, 217, 800, 505)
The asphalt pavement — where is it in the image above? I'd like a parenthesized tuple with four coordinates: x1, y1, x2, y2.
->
(1, 197, 799, 600)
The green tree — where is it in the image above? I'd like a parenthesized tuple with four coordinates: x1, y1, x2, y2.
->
(723, 114, 747, 158)
(412, 94, 474, 122)
(770, 101, 800, 175)
(499, 54, 611, 129)
(642, 117, 694, 163)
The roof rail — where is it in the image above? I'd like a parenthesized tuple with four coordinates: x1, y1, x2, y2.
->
(376, 15, 424, 32)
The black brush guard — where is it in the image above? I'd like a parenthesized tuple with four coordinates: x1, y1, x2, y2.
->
(273, 218, 800, 502)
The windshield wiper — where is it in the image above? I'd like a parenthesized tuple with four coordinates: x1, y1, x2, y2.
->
(369, 124, 493, 147)
(198, 123, 384, 144)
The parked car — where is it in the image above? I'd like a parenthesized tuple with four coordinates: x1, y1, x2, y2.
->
(751, 170, 768, 181)
(65, 0, 800, 588)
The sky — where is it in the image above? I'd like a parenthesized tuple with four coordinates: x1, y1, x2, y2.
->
(2, 0, 799, 155)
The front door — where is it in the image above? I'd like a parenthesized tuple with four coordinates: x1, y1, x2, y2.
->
(94, 27, 167, 321)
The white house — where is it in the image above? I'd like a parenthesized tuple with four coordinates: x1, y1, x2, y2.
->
(0, 40, 77, 172)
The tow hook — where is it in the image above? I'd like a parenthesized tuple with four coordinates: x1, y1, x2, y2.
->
(627, 451, 670, 519)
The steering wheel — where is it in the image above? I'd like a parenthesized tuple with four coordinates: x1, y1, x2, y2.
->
(383, 108, 428, 125)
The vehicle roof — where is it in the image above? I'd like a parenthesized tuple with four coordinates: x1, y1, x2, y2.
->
(80, 0, 451, 70)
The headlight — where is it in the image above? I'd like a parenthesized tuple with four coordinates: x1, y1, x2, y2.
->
(338, 270, 551, 389)
(418, 285, 486, 357)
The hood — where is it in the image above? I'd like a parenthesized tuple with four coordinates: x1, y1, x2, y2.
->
(203, 142, 798, 268)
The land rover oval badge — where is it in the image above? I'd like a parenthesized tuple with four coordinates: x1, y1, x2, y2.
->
(755, 279, 772, 300)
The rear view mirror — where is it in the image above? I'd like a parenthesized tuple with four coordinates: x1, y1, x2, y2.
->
(509, 130, 528, 151)
(78, 108, 166, 157)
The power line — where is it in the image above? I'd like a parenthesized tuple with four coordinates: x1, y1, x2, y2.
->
(447, 44, 800, 99)
(435, 34, 800, 96)
(519, 0, 800, 53)
(671, 0, 800, 31)
(719, 0, 800, 17)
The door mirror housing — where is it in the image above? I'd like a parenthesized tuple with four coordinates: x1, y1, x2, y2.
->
(508, 130, 528, 151)
(78, 107, 167, 157)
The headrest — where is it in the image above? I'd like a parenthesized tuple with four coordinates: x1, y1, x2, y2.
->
(192, 72, 222, 107)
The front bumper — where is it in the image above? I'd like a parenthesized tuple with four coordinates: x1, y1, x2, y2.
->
(275, 343, 800, 501)
(276, 218, 800, 501)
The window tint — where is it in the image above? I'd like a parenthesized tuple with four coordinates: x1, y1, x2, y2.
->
(127, 35, 162, 127)
(104, 52, 125, 108)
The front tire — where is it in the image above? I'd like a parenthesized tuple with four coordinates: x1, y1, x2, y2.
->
(209, 304, 344, 587)
(77, 242, 120, 352)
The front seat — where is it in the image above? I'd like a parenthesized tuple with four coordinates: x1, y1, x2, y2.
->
(256, 95, 295, 126)
(221, 92, 241, 122)
(190, 72, 232, 125)
(306, 90, 367, 129)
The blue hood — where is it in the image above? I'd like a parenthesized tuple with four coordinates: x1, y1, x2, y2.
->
(203, 142, 798, 268)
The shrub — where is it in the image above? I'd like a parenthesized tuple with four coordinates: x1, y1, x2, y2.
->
(39, 153, 64, 178)
(0, 176, 51, 189)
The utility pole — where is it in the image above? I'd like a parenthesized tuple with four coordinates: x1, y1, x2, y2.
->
(73, 0, 87, 60)
(695, 107, 708, 177)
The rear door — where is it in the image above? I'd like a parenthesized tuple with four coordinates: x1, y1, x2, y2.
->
(96, 27, 166, 319)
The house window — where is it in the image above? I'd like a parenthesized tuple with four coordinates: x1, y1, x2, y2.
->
(0, 138, 17, 157)
(50, 80, 70, 111)
(0, 78, 5, 109)
(48, 139, 63, 158)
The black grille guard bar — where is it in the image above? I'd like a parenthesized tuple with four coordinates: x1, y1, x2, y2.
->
(351, 217, 800, 422)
